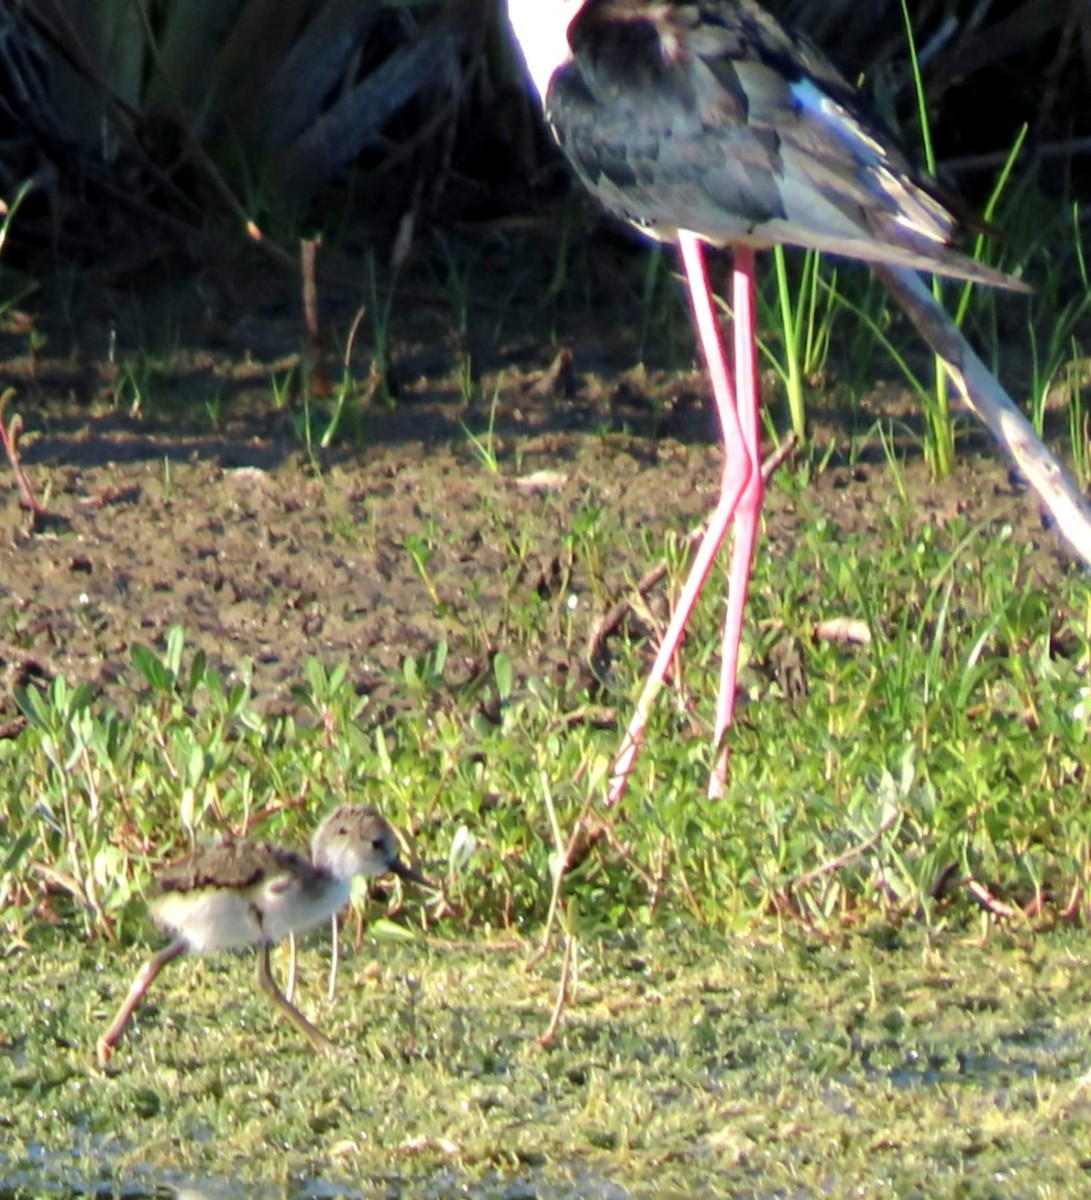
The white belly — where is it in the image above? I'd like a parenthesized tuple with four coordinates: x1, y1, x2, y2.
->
(151, 875, 352, 954)
(258, 875, 352, 944)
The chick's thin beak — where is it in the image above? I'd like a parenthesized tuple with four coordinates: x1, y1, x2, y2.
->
(390, 857, 433, 889)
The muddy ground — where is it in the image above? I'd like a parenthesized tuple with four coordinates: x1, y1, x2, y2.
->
(0, 245, 1075, 733)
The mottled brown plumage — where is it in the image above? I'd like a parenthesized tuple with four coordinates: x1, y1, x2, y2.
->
(152, 840, 321, 901)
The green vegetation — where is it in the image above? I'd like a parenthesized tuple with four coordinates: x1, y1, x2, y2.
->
(4, 457, 1088, 942)
(5, 469, 1091, 1170)
(4, 193, 1091, 1190)
(2, 5, 1091, 1194)
(7, 927, 1091, 1197)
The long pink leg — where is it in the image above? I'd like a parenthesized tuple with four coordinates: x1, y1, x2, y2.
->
(97, 937, 187, 1065)
(606, 235, 761, 806)
(708, 248, 762, 797)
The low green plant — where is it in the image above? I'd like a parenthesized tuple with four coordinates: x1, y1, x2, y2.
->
(0, 177, 39, 314)
(766, 245, 841, 438)
(2, 456, 1090, 952)
(365, 250, 398, 407)
(1027, 203, 1091, 454)
(459, 381, 503, 474)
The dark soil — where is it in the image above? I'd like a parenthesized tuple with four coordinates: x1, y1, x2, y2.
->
(0, 252, 1075, 732)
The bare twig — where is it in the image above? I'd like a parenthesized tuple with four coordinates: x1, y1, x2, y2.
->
(791, 809, 901, 890)
(301, 237, 331, 398)
(538, 929, 575, 1047)
(965, 879, 1021, 920)
(0, 389, 45, 518)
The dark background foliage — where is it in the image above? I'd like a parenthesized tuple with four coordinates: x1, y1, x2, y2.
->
(0, 0, 1085, 273)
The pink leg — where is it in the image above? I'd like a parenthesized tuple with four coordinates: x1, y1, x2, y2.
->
(97, 937, 187, 1066)
(709, 247, 762, 797)
(607, 235, 761, 805)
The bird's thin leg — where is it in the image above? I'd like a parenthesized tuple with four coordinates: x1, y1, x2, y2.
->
(327, 912, 340, 1002)
(607, 232, 755, 806)
(709, 246, 762, 797)
(255, 942, 335, 1057)
(285, 930, 298, 1004)
(96, 938, 187, 1066)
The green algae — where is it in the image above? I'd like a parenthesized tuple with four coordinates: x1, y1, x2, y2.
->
(4, 924, 1091, 1198)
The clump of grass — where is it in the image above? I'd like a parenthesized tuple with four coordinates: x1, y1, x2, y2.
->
(764, 245, 841, 438)
(3, 464, 1088, 953)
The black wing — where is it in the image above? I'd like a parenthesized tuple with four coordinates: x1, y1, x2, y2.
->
(549, 0, 1024, 288)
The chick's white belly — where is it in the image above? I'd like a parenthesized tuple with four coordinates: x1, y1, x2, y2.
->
(151, 889, 264, 953)
(151, 876, 352, 953)
(259, 876, 352, 943)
